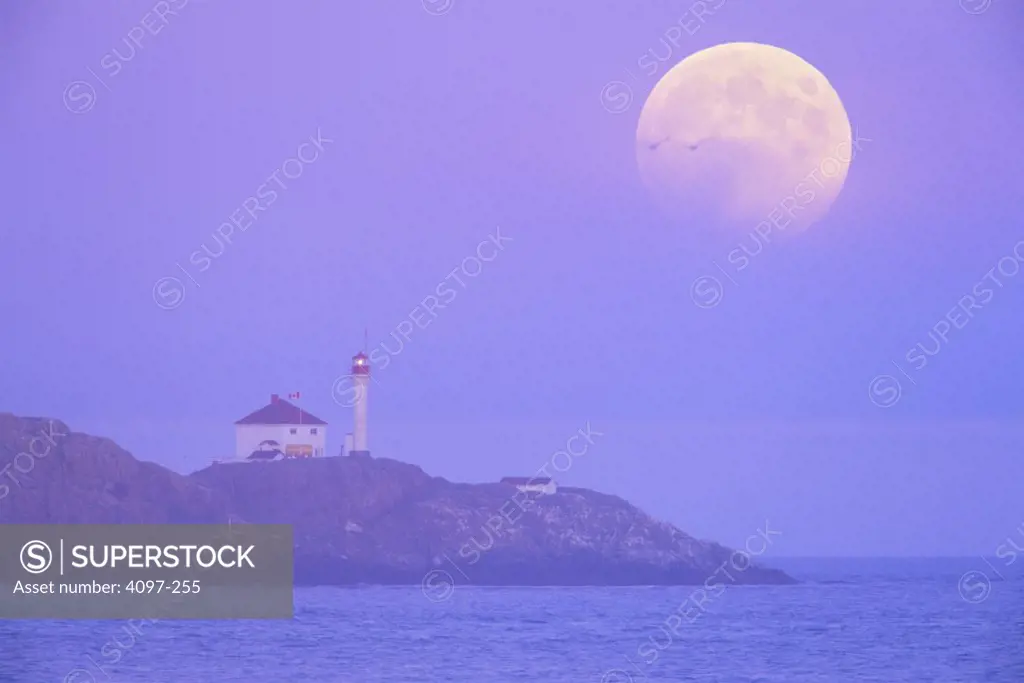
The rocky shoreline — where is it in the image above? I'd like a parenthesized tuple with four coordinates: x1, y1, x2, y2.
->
(0, 413, 795, 586)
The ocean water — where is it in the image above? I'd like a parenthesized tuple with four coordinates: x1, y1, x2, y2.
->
(2, 558, 1021, 682)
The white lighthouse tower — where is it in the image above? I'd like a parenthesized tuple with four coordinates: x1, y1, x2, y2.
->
(348, 350, 371, 457)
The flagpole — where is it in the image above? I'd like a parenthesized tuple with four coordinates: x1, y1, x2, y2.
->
(295, 391, 303, 455)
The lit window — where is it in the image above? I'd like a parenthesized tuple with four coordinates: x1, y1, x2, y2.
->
(289, 428, 297, 435)
(310, 428, 318, 435)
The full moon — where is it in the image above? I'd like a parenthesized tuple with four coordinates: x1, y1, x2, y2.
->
(636, 42, 852, 233)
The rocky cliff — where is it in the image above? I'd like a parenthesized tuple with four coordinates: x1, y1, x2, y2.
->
(0, 413, 794, 586)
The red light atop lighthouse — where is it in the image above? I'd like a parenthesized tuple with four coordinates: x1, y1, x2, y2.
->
(352, 351, 370, 375)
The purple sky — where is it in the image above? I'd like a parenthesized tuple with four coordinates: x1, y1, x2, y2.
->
(2, 0, 1022, 556)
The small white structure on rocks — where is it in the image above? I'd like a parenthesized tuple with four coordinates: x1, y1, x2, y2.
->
(501, 477, 557, 496)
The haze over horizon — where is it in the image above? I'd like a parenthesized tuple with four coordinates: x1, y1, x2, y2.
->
(2, 0, 1022, 558)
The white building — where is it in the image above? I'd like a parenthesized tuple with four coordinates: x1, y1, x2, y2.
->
(233, 394, 327, 462)
(500, 476, 558, 496)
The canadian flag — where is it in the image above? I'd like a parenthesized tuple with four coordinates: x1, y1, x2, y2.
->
(288, 392, 301, 400)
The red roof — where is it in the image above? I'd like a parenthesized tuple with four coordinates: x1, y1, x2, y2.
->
(235, 397, 327, 425)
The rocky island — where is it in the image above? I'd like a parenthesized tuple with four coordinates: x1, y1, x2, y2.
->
(0, 413, 794, 586)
